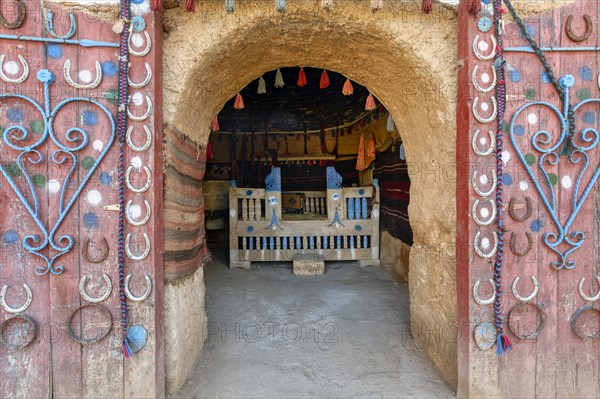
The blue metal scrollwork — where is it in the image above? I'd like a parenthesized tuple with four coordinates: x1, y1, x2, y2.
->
(509, 75, 599, 270)
(0, 70, 116, 275)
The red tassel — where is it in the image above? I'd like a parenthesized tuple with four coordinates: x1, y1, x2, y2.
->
(319, 70, 330, 89)
(297, 67, 307, 87)
(468, 0, 481, 15)
(502, 335, 513, 351)
(207, 143, 214, 160)
(150, 0, 163, 11)
(365, 93, 376, 111)
(421, 0, 432, 14)
(211, 116, 220, 131)
(185, 0, 195, 12)
(234, 93, 245, 110)
(342, 78, 354, 96)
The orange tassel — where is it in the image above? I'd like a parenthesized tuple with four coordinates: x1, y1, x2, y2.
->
(342, 78, 354, 96)
(319, 70, 330, 89)
(234, 93, 245, 110)
(150, 0, 162, 11)
(211, 116, 220, 131)
(468, 0, 481, 15)
(297, 67, 307, 87)
(421, 0, 432, 14)
(185, 0, 195, 12)
(365, 93, 376, 111)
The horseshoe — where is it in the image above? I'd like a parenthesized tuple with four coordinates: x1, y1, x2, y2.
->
(473, 278, 496, 305)
(472, 64, 497, 93)
(472, 198, 497, 226)
(125, 233, 151, 261)
(508, 302, 546, 340)
(0, 314, 37, 350)
(474, 231, 498, 259)
(509, 232, 533, 257)
(473, 34, 497, 61)
(578, 276, 600, 302)
(472, 169, 497, 197)
(0, 284, 32, 314)
(508, 197, 533, 222)
(128, 31, 152, 57)
(126, 199, 152, 227)
(472, 129, 495, 157)
(565, 14, 592, 43)
(78, 274, 112, 303)
(125, 165, 152, 194)
(126, 125, 152, 152)
(128, 62, 152, 89)
(0, 54, 29, 84)
(0, 0, 26, 29)
(472, 97, 498, 124)
(125, 274, 153, 302)
(46, 10, 77, 39)
(571, 306, 600, 340)
(512, 276, 539, 303)
(81, 237, 110, 264)
(127, 95, 153, 121)
(63, 59, 102, 90)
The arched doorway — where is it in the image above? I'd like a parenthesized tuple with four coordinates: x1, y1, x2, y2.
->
(160, 1, 458, 394)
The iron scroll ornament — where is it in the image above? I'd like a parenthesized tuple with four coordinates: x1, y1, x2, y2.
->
(509, 75, 599, 270)
(0, 70, 116, 275)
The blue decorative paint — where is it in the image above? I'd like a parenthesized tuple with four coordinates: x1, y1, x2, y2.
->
(363, 236, 368, 248)
(505, 46, 600, 53)
(347, 199, 355, 220)
(269, 237, 274, 250)
(102, 61, 118, 77)
(83, 212, 98, 229)
(282, 237, 287, 250)
(0, 69, 117, 275)
(3, 230, 19, 244)
(131, 0, 144, 3)
(362, 198, 368, 219)
(46, 44, 62, 59)
(262, 237, 267, 250)
(530, 219, 542, 233)
(265, 168, 281, 191)
(99, 172, 112, 186)
(82, 110, 98, 126)
(349, 236, 355, 248)
(249, 237, 254, 250)
(514, 125, 525, 136)
(7, 108, 23, 122)
(46, 11, 76, 40)
(508, 68, 521, 83)
(578, 66, 593, 81)
(125, 325, 148, 354)
(503, 173, 513, 186)
(322, 236, 328, 248)
(358, 189, 365, 196)
(131, 16, 146, 32)
(309, 236, 314, 250)
(246, 190, 253, 196)
(295, 236, 301, 249)
(525, 24, 536, 37)
(509, 75, 599, 270)
(583, 112, 596, 125)
(541, 71, 551, 83)
(355, 225, 362, 232)
(247, 226, 254, 233)
(326, 167, 343, 189)
(355, 198, 361, 219)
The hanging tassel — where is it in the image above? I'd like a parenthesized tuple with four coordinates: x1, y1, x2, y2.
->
(365, 93, 376, 111)
(421, 0, 432, 14)
(211, 116, 220, 131)
(342, 78, 354, 95)
(319, 70, 330, 89)
(399, 143, 406, 160)
(185, 0, 195, 12)
(225, 0, 235, 13)
(496, 334, 513, 356)
(275, 68, 285, 88)
(234, 93, 245, 110)
(257, 75, 267, 94)
(275, 0, 286, 12)
(371, 0, 383, 12)
(297, 67, 307, 87)
(150, 0, 162, 12)
(386, 114, 395, 132)
(468, 0, 481, 15)
(320, 0, 334, 10)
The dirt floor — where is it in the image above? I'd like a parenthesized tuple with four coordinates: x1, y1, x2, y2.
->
(171, 250, 455, 398)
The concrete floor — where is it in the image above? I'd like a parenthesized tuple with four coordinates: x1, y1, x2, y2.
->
(173, 251, 455, 398)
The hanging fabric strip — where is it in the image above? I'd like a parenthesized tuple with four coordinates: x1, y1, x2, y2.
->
(492, 0, 512, 356)
(117, 0, 133, 358)
(226, 0, 235, 13)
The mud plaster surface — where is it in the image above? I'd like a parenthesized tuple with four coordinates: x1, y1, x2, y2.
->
(171, 251, 455, 399)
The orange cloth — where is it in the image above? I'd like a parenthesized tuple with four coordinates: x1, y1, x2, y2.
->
(355, 133, 376, 171)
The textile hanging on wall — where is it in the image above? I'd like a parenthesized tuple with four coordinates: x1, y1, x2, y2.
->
(355, 132, 376, 171)
(373, 146, 413, 245)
